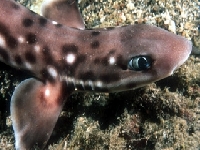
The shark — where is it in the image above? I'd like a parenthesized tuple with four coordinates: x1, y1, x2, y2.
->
(0, 0, 192, 149)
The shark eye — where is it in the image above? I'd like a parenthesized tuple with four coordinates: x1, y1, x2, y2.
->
(128, 55, 152, 71)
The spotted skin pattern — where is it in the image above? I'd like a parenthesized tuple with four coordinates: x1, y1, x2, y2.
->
(0, 0, 192, 149)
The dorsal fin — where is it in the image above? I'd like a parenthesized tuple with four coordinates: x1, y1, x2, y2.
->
(41, 0, 85, 29)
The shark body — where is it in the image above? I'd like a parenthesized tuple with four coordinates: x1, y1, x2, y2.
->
(0, 0, 192, 149)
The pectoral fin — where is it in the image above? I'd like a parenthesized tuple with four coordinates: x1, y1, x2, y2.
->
(11, 78, 67, 149)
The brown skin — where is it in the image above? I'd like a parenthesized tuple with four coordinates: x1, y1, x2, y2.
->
(0, 0, 192, 149)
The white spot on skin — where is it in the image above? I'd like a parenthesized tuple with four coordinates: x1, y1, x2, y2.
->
(88, 81, 94, 90)
(52, 21, 58, 24)
(34, 45, 41, 52)
(48, 67, 58, 78)
(80, 81, 85, 89)
(64, 76, 75, 87)
(24, 62, 32, 69)
(65, 54, 76, 64)
(45, 89, 50, 97)
(109, 56, 115, 65)
(0, 34, 6, 47)
(96, 81, 103, 87)
(18, 36, 25, 43)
